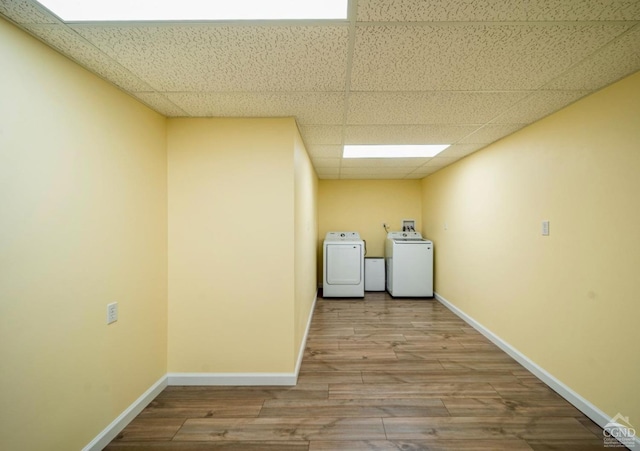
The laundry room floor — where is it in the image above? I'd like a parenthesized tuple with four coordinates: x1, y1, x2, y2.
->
(105, 292, 610, 450)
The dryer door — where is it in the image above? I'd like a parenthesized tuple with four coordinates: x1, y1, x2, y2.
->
(326, 244, 362, 285)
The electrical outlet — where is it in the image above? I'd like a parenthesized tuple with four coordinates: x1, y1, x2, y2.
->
(107, 302, 118, 325)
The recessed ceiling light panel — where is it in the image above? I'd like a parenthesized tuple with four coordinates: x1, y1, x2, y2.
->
(35, 0, 348, 22)
(343, 145, 450, 159)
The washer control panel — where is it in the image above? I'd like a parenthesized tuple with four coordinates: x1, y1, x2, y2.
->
(387, 231, 425, 241)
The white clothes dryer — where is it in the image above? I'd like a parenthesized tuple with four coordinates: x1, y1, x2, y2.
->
(385, 231, 433, 297)
(323, 232, 365, 297)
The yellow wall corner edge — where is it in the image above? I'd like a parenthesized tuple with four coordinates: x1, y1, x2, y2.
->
(82, 376, 168, 451)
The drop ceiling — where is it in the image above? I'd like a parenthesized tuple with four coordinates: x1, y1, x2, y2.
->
(2, 0, 639, 179)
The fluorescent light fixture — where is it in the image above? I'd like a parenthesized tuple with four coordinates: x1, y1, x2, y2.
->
(343, 145, 450, 159)
(35, 0, 348, 21)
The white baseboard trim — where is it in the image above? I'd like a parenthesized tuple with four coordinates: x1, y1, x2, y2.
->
(435, 292, 640, 449)
(82, 375, 168, 451)
(167, 372, 298, 386)
(294, 289, 318, 376)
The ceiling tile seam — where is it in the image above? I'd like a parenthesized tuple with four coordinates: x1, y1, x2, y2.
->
(54, 21, 640, 29)
(10, 0, 66, 25)
(537, 21, 640, 92)
(337, 0, 359, 179)
(16, 24, 164, 101)
(468, 89, 593, 135)
(56, 23, 191, 116)
(492, 95, 592, 132)
(148, 90, 574, 96)
(398, 122, 498, 146)
(300, 122, 490, 125)
(133, 93, 190, 117)
(65, 25, 161, 91)
(0, 11, 59, 26)
(347, 90, 541, 94)
(409, 157, 460, 173)
(18, 21, 190, 116)
(30, 22, 159, 94)
(31, 0, 65, 23)
(449, 122, 522, 146)
(352, 20, 640, 27)
(344, 123, 489, 126)
(64, 20, 353, 28)
(403, 168, 430, 180)
(464, 22, 639, 129)
(151, 90, 349, 95)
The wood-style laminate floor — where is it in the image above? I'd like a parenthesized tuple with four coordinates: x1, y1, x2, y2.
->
(105, 292, 610, 450)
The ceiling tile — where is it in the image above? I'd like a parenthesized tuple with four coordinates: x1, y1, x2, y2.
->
(24, 24, 155, 92)
(411, 166, 442, 177)
(72, 25, 350, 92)
(311, 158, 341, 169)
(318, 174, 340, 180)
(493, 91, 590, 124)
(306, 145, 344, 158)
(307, 144, 342, 159)
(403, 172, 431, 179)
(458, 124, 527, 144)
(351, 24, 631, 91)
(422, 156, 459, 168)
(437, 143, 487, 158)
(132, 93, 188, 117)
(0, 0, 59, 24)
(340, 173, 408, 180)
(316, 167, 340, 177)
(164, 92, 344, 124)
(299, 126, 343, 145)
(347, 91, 528, 124)
(344, 124, 480, 144)
(342, 157, 431, 168)
(526, 0, 640, 21)
(341, 167, 413, 175)
(356, 0, 528, 22)
(544, 25, 640, 90)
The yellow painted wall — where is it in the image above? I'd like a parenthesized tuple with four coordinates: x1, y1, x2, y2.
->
(422, 72, 640, 426)
(294, 127, 319, 360)
(318, 179, 422, 281)
(167, 118, 312, 373)
(0, 19, 168, 451)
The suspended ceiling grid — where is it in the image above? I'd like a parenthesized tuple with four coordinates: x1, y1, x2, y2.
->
(1, 0, 639, 179)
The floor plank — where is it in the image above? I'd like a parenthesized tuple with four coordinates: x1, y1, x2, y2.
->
(173, 417, 386, 441)
(383, 417, 596, 440)
(259, 398, 449, 418)
(309, 439, 534, 450)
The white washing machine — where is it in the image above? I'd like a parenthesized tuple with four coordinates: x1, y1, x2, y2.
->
(385, 231, 433, 297)
(323, 232, 365, 297)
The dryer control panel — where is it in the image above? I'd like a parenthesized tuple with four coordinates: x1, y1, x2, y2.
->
(325, 231, 361, 241)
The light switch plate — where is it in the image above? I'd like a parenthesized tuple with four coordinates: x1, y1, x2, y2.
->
(542, 220, 550, 236)
(107, 302, 118, 324)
